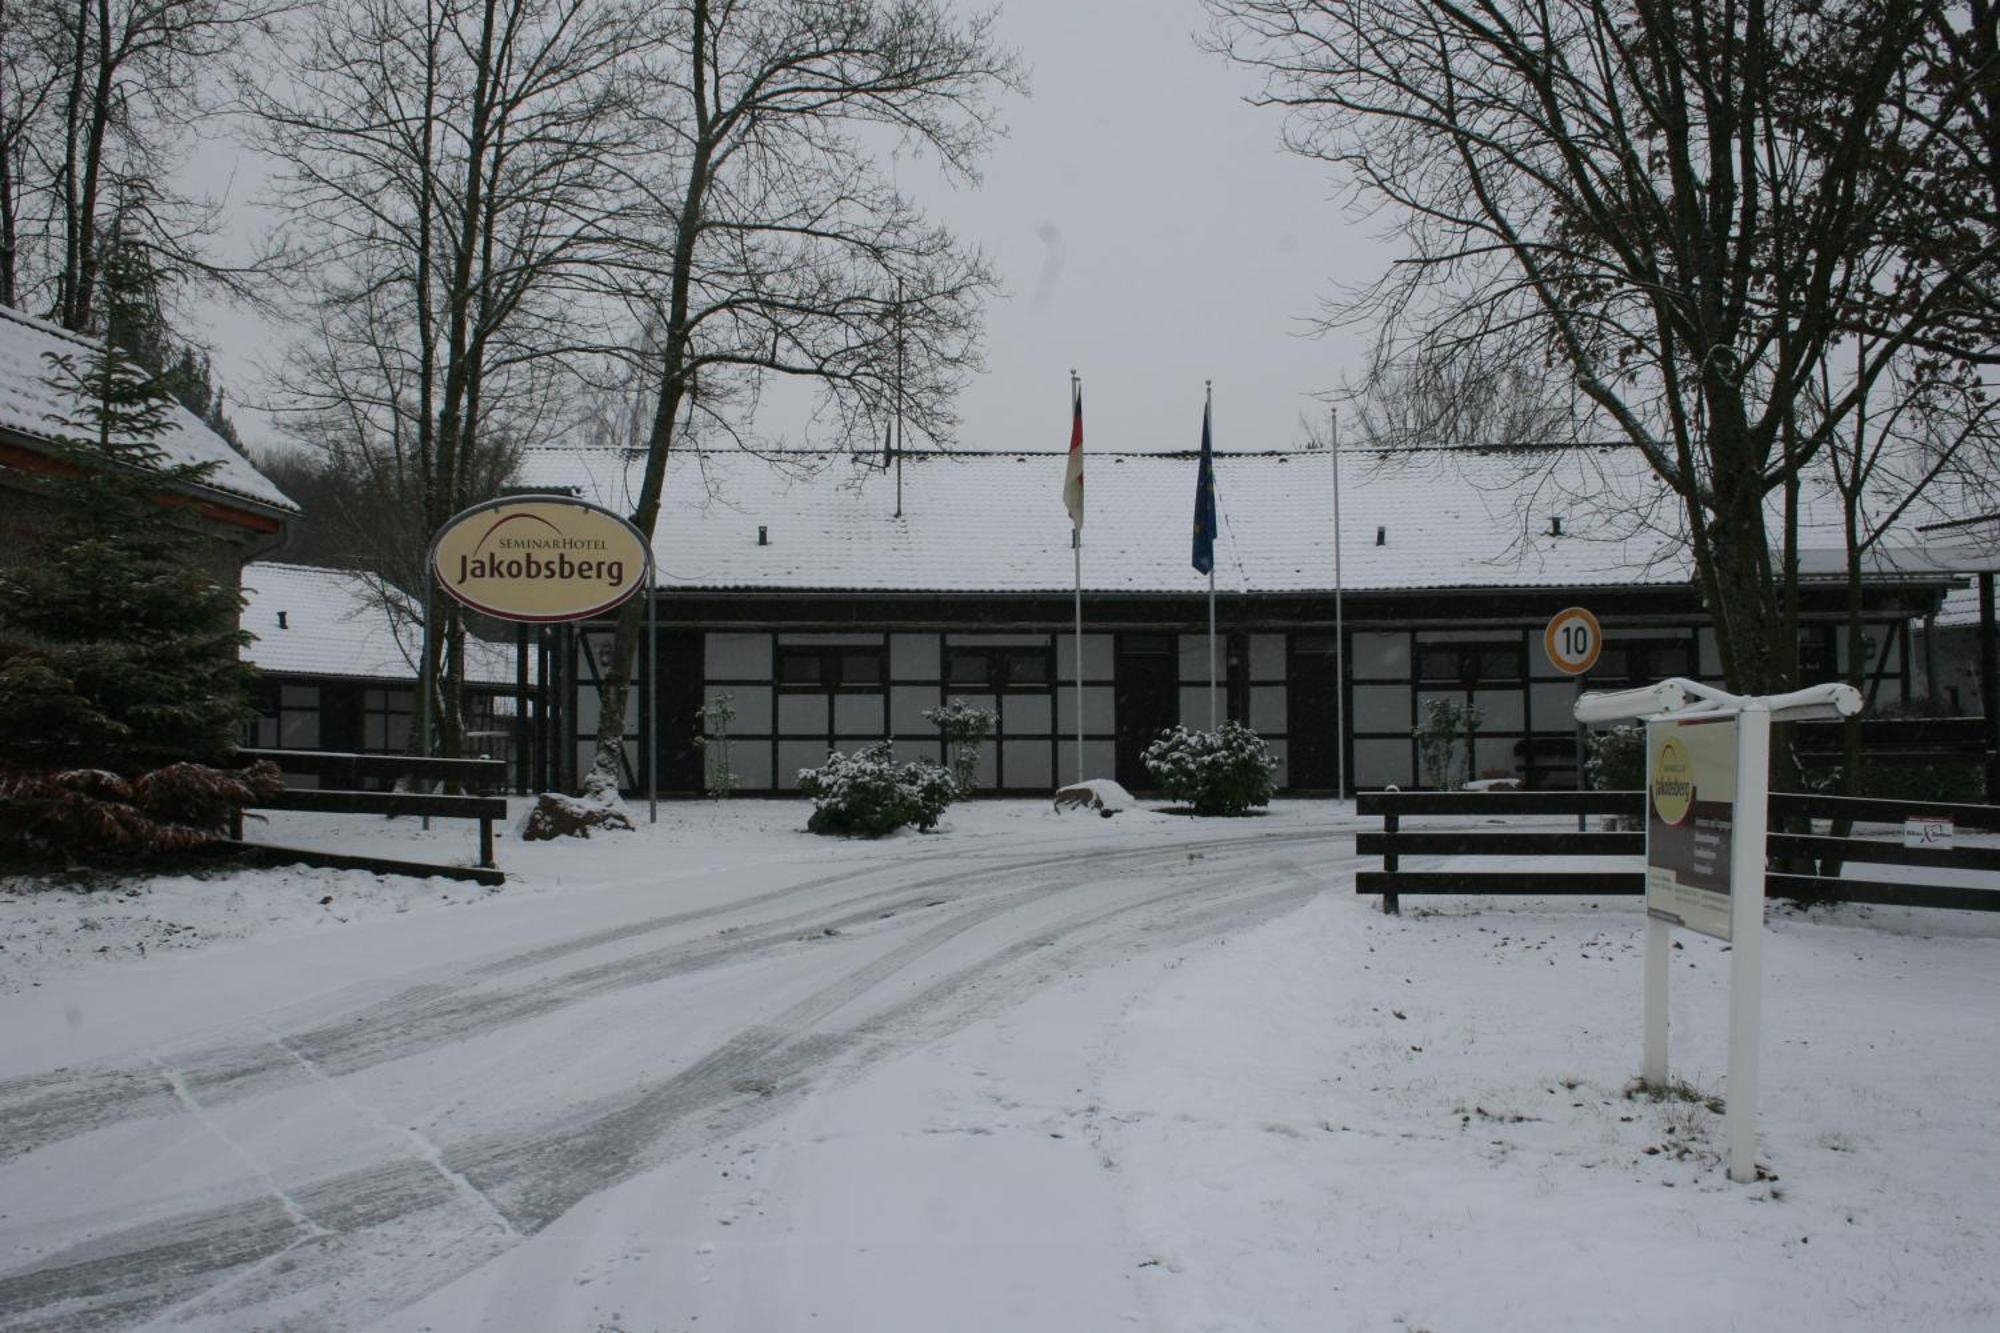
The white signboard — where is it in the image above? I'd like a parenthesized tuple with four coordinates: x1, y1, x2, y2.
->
(1646, 715, 1738, 941)
(1903, 817, 1954, 850)
(430, 496, 652, 624)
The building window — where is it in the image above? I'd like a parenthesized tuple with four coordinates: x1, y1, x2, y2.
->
(777, 645, 884, 690)
(1417, 643, 1522, 687)
(249, 683, 321, 749)
(362, 687, 414, 752)
(946, 645, 1052, 691)
(1592, 639, 1694, 685)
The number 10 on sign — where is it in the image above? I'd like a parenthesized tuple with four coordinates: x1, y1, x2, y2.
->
(1545, 607, 1603, 676)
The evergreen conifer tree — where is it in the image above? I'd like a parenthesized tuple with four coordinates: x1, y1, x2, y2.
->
(0, 265, 254, 772)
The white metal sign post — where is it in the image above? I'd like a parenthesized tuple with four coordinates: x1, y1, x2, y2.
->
(1545, 607, 1601, 831)
(1576, 677, 1860, 1184)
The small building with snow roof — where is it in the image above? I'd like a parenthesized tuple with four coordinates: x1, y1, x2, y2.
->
(513, 444, 1954, 796)
(0, 303, 296, 586)
(241, 561, 531, 774)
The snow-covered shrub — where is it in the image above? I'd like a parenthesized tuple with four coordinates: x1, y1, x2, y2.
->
(923, 699, 996, 796)
(1141, 721, 1277, 815)
(798, 742, 955, 837)
(1585, 723, 1646, 791)
(693, 693, 740, 798)
(1415, 696, 1482, 790)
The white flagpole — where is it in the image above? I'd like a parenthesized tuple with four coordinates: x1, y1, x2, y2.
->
(1207, 381, 1218, 730)
(1072, 370, 1084, 785)
(1333, 406, 1345, 800)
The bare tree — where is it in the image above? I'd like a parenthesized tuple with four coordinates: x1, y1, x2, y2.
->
(251, 0, 652, 756)
(0, 0, 278, 328)
(1342, 340, 1580, 453)
(582, 0, 1022, 787)
(1207, 0, 1996, 696)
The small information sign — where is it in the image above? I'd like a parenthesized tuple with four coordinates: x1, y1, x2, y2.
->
(1903, 817, 1954, 850)
(1646, 715, 1738, 941)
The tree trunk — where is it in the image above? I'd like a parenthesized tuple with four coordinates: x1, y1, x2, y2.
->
(584, 0, 713, 793)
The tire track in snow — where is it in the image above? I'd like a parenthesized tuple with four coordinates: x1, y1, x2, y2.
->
(0, 828, 1350, 1160)
(0, 831, 1361, 1330)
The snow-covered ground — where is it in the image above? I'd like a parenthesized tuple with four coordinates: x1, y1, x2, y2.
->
(1, 799, 1995, 1331)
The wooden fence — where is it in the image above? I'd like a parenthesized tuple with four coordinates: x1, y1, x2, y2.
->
(1356, 789, 2000, 915)
(228, 748, 509, 886)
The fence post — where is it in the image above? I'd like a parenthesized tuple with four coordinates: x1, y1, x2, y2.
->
(1382, 809, 1401, 916)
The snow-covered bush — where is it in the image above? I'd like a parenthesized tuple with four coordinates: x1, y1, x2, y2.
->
(693, 693, 740, 798)
(1415, 696, 1482, 790)
(922, 699, 996, 796)
(1141, 721, 1277, 815)
(798, 742, 955, 837)
(1585, 723, 1645, 791)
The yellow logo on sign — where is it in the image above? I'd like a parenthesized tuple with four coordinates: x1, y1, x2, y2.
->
(1651, 736, 1694, 826)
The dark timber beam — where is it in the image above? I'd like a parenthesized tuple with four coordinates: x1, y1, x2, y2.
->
(1983, 571, 1999, 803)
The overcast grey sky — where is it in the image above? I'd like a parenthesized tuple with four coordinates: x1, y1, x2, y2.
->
(911, 0, 1381, 454)
(192, 0, 1380, 459)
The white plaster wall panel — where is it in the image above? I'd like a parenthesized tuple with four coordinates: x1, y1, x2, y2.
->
(1250, 685, 1287, 733)
(1250, 634, 1286, 679)
(1476, 689, 1525, 730)
(778, 694, 828, 733)
(711, 685, 771, 734)
(1006, 693, 1053, 734)
(778, 740, 831, 788)
(1179, 634, 1216, 681)
(1057, 740, 1118, 785)
(891, 633, 940, 679)
(1265, 738, 1288, 788)
(1053, 634, 1115, 678)
(1530, 681, 1579, 732)
(1179, 685, 1215, 729)
(1354, 737, 1413, 787)
(891, 685, 940, 734)
(1003, 740, 1053, 789)
(1351, 632, 1408, 678)
(1352, 684, 1410, 733)
(726, 743, 773, 790)
(834, 693, 884, 736)
(705, 633, 771, 679)
(1056, 685, 1117, 733)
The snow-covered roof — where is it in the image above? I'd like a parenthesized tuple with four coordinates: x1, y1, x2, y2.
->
(511, 444, 1939, 597)
(0, 303, 296, 515)
(242, 562, 524, 685)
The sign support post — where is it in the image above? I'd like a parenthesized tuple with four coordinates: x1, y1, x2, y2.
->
(1723, 700, 1771, 1181)
(1543, 607, 1602, 823)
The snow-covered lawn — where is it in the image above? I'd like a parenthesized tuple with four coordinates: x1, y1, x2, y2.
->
(2, 799, 1995, 1330)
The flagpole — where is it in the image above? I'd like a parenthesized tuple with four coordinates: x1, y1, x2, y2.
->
(1332, 406, 1346, 802)
(894, 277, 904, 519)
(1072, 370, 1084, 785)
(1207, 380, 1218, 730)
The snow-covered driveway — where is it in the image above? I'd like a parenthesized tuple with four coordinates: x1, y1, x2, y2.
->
(5, 800, 1997, 1331)
(0, 803, 1363, 1330)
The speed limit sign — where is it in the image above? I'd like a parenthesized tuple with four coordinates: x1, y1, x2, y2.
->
(1544, 606, 1603, 675)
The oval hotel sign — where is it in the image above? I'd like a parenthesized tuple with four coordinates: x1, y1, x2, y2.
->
(430, 496, 652, 623)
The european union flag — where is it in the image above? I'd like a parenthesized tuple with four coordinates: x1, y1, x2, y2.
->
(1191, 395, 1217, 574)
